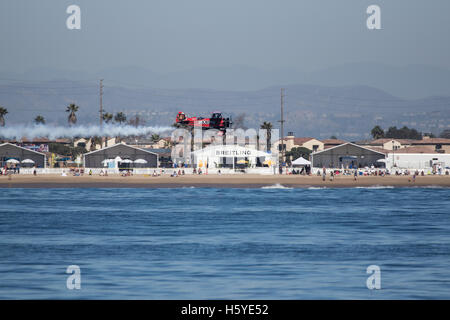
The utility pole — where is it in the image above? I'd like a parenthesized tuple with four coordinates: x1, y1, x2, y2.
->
(99, 79, 103, 128)
(278, 88, 285, 174)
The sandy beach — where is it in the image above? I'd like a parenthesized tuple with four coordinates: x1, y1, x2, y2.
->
(1, 174, 449, 188)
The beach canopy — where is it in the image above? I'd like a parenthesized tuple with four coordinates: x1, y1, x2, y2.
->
(292, 157, 311, 166)
(134, 159, 147, 164)
(6, 159, 20, 164)
(376, 159, 387, 163)
(120, 159, 133, 163)
(21, 159, 35, 164)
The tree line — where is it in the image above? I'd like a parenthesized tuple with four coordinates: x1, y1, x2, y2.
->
(370, 125, 450, 140)
(0, 103, 141, 127)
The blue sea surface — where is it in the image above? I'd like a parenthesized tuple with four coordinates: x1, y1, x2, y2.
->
(0, 186, 449, 299)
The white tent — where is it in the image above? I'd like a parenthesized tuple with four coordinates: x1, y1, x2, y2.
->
(134, 159, 148, 164)
(21, 159, 35, 164)
(191, 145, 274, 169)
(6, 159, 20, 164)
(292, 157, 311, 166)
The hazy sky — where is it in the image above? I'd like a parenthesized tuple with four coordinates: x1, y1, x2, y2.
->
(1, 0, 450, 74)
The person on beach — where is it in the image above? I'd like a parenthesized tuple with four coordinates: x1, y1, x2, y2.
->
(330, 171, 334, 181)
(322, 168, 326, 181)
(354, 169, 357, 181)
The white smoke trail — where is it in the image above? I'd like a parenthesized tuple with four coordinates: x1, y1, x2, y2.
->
(0, 124, 173, 140)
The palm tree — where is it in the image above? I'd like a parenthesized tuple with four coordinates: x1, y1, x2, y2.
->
(102, 112, 113, 124)
(151, 134, 161, 143)
(260, 121, 273, 151)
(163, 139, 173, 149)
(101, 112, 114, 147)
(114, 112, 127, 125)
(371, 125, 385, 139)
(66, 103, 79, 126)
(34, 115, 45, 125)
(0, 106, 8, 127)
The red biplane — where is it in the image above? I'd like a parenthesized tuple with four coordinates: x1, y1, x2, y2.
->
(175, 112, 232, 131)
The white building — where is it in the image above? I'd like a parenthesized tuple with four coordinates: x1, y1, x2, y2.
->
(387, 152, 450, 170)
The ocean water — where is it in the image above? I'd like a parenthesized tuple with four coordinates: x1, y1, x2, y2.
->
(0, 186, 449, 299)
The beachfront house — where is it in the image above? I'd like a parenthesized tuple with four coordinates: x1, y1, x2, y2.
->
(271, 133, 324, 160)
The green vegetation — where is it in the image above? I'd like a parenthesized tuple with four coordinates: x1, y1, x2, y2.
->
(385, 126, 422, 140)
(49, 143, 87, 159)
(34, 115, 45, 125)
(102, 112, 113, 124)
(285, 147, 311, 162)
(370, 125, 423, 140)
(114, 112, 127, 124)
(66, 103, 79, 125)
(151, 134, 161, 142)
(370, 125, 384, 139)
(0, 106, 8, 127)
(260, 121, 273, 150)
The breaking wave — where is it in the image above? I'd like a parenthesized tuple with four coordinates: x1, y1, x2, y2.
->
(261, 183, 293, 189)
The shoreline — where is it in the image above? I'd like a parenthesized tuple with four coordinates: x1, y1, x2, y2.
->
(1, 174, 449, 188)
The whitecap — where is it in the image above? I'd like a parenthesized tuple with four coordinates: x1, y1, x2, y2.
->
(261, 183, 293, 190)
(355, 185, 395, 189)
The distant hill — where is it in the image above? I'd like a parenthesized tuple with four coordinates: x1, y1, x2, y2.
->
(0, 81, 448, 140)
(4, 62, 450, 99)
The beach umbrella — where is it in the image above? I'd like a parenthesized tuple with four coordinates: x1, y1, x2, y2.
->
(120, 159, 133, 163)
(21, 159, 35, 164)
(376, 159, 387, 163)
(134, 159, 147, 164)
(263, 159, 274, 166)
(6, 159, 20, 164)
